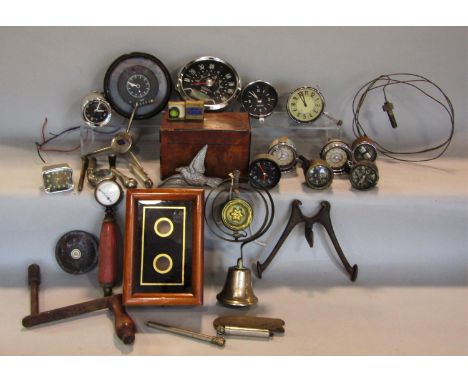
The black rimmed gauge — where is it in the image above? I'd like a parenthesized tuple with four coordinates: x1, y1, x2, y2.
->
(81, 92, 112, 128)
(94, 179, 123, 208)
(176, 56, 241, 111)
(320, 139, 353, 174)
(55, 230, 98, 274)
(349, 160, 379, 191)
(268, 136, 298, 172)
(286, 86, 325, 123)
(351, 136, 378, 162)
(248, 154, 282, 189)
(104, 52, 172, 120)
(299, 155, 334, 190)
(240, 80, 278, 120)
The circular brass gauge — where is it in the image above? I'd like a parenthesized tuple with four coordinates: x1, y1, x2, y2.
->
(176, 56, 241, 111)
(94, 180, 123, 208)
(352, 136, 378, 162)
(82, 92, 112, 128)
(104, 52, 172, 120)
(240, 80, 278, 119)
(300, 156, 334, 190)
(349, 160, 379, 190)
(320, 139, 353, 174)
(286, 86, 325, 123)
(221, 198, 254, 232)
(268, 136, 298, 172)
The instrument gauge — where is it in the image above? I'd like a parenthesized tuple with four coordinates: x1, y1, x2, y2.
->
(248, 154, 282, 189)
(320, 139, 353, 174)
(349, 161, 379, 190)
(286, 86, 325, 123)
(240, 80, 278, 119)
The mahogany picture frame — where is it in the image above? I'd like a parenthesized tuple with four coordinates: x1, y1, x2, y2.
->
(123, 188, 204, 306)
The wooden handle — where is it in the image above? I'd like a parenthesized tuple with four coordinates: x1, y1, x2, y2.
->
(108, 294, 135, 345)
(98, 210, 118, 296)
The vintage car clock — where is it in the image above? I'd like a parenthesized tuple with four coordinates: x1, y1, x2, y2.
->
(240, 80, 278, 120)
(286, 86, 325, 123)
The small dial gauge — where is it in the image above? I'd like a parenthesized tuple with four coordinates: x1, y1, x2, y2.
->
(300, 157, 334, 190)
(268, 136, 298, 172)
(320, 139, 353, 174)
(248, 154, 282, 189)
(287, 86, 325, 123)
(349, 161, 379, 190)
(221, 198, 254, 232)
(94, 180, 122, 207)
(176, 56, 241, 111)
(82, 92, 112, 128)
(104, 52, 172, 120)
(352, 136, 378, 162)
(125, 74, 151, 99)
(240, 80, 278, 119)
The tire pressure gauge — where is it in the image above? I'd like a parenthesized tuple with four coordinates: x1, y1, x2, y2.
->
(349, 160, 379, 190)
(82, 92, 112, 128)
(104, 52, 172, 120)
(299, 155, 334, 190)
(351, 136, 378, 162)
(268, 136, 298, 172)
(240, 80, 278, 120)
(286, 86, 325, 123)
(320, 139, 353, 174)
(248, 154, 282, 189)
(176, 56, 241, 111)
(94, 179, 123, 208)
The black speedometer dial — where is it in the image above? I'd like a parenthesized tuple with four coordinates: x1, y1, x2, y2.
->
(176, 56, 241, 110)
(104, 52, 172, 120)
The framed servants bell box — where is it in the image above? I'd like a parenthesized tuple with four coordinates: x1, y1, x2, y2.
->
(123, 188, 204, 306)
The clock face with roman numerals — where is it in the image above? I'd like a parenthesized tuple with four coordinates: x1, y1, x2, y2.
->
(176, 56, 241, 111)
(286, 86, 325, 123)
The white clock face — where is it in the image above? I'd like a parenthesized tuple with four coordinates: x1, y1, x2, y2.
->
(95, 180, 122, 207)
(287, 86, 325, 123)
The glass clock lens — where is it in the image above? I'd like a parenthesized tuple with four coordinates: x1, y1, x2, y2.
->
(308, 165, 332, 189)
(85, 100, 109, 123)
(241, 81, 278, 118)
(287, 87, 325, 123)
(177, 57, 241, 110)
(269, 145, 294, 167)
(325, 148, 348, 168)
(126, 74, 151, 99)
(350, 164, 379, 190)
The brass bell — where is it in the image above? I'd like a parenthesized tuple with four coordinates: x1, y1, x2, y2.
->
(217, 257, 258, 307)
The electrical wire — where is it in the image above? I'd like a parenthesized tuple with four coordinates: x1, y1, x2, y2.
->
(35, 118, 82, 163)
(351, 73, 455, 162)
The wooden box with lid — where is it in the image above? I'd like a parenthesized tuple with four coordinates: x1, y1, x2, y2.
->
(159, 112, 251, 180)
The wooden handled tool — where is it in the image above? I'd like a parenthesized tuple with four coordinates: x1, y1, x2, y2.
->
(98, 208, 118, 296)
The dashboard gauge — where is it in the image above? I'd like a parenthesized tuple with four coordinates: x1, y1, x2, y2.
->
(349, 161, 379, 190)
(94, 179, 123, 208)
(176, 56, 241, 111)
(104, 52, 172, 120)
(81, 92, 112, 128)
(240, 80, 278, 119)
(248, 154, 282, 189)
(299, 156, 334, 190)
(352, 136, 378, 162)
(286, 86, 325, 123)
(320, 139, 353, 174)
(268, 136, 298, 172)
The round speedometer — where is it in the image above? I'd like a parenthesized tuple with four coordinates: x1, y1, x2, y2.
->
(104, 52, 172, 120)
(176, 56, 241, 111)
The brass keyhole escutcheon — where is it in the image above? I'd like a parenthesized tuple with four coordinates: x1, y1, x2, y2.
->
(153, 253, 173, 274)
(154, 217, 174, 238)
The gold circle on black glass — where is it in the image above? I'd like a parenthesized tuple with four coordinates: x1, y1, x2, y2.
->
(153, 253, 173, 274)
(154, 217, 174, 238)
(221, 198, 254, 231)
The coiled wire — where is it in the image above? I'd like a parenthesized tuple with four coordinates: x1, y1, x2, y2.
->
(352, 73, 455, 162)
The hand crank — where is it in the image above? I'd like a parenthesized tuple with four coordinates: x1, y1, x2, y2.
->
(256, 200, 358, 281)
(22, 264, 136, 344)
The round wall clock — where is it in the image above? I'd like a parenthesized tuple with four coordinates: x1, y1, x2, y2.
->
(104, 52, 172, 120)
(286, 86, 325, 123)
(176, 56, 241, 111)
